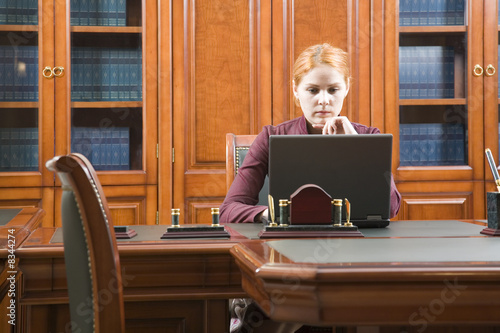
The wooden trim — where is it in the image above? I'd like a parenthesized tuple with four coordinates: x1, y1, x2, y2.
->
(39, 0, 56, 187)
(71, 101, 143, 108)
(71, 26, 142, 33)
(399, 26, 467, 33)
(356, 0, 370, 125)
(158, 0, 173, 226)
(383, 0, 399, 174)
(399, 98, 467, 105)
(143, 0, 159, 185)
(0, 25, 38, 32)
(371, 0, 385, 131)
(483, 0, 499, 184)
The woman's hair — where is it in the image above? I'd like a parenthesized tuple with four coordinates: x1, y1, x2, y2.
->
(293, 43, 350, 87)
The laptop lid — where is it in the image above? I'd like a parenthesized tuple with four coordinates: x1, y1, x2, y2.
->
(268, 134, 393, 228)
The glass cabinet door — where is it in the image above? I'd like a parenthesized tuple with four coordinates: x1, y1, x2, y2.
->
(398, 0, 468, 168)
(61, 0, 157, 185)
(0, 0, 54, 187)
(70, 3, 143, 172)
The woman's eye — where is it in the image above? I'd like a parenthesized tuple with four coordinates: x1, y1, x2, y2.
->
(307, 88, 318, 94)
(328, 88, 339, 94)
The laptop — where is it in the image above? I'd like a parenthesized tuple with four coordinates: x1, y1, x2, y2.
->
(268, 134, 393, 228)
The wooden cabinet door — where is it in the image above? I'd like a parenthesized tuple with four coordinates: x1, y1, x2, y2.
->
(383, 0, 487, 220)
(169, 0, 363, 224)
(483, 0, 500, 194)
(0, 0, 55, 188)
(53, 0, 158, 187)
(272, 0, 363, 125)
(169, 0, 271, 224)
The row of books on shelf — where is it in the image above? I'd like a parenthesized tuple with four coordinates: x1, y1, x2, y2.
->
(0, 45, 38, 102)
(399, 0, 465, 26)
(399, 123, 465, 166)
(399, 46, 454, 99)
(71, 0, 127, 26)
(71, 46, 142, 101)
(0, 0, 38, 25)
(0, 127, 38, 171)
(71, 127, 130, 170)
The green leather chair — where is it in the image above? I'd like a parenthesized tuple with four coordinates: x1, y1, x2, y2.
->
(225, 133, 268, 205)
(46, 153, 125, 333)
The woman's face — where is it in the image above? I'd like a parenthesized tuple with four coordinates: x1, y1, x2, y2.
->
(293, 64, 349, 133)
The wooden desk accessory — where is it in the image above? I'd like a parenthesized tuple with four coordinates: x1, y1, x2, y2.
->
(161, 208, 230, 239)
(482, 149, 500, 236)
(258, 184, 364, 239)
(113, 225, 137, 239)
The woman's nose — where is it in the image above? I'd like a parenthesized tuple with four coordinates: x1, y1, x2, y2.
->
(318, 91, 330, 105)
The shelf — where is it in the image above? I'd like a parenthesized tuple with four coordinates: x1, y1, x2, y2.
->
(399, 98, 466, 106)
(71, 101, 142, 108)
(0, 102, 38, 108)
(0, 25, 38, 32)
(399, 26, 467, 34)
(71, 26, 142, 34)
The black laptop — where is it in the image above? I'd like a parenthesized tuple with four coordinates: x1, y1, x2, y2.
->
(268, 134, 393, 228)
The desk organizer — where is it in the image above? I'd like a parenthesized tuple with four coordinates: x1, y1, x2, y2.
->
(258, 184, 363, 238)
(161, 208, 230, 239)
(113, 226, 137, 239)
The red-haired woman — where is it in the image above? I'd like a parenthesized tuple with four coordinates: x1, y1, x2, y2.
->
(220, 43, 401, 225)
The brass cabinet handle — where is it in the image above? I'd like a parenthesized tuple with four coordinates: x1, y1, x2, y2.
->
(53, 66, 65, 77)
(485, 64, 496, 76)
(473, 64, 484, 76)
(42, 66, 65, 79)
(42, 66, 54, 79)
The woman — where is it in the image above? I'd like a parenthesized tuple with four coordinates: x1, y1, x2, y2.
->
(220, 43, 401, 224)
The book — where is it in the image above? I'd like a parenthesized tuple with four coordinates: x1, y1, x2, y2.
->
(400, 0, 465, 26)
(72, 127, 130, 170)
(400, 123, 465, 166)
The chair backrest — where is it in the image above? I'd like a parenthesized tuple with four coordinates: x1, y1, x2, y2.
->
(225, 133, 268, 205)
(46, 153, 125, 333)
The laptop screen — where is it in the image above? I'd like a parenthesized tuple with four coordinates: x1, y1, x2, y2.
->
(268, 134, 393, 228)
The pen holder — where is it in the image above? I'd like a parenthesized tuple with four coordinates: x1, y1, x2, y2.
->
(481, 192, 500, 236)
(487, 192, 500, 229)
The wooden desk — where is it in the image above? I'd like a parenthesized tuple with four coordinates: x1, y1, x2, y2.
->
(0, 207, 44, 333)
(230, 220, 500, 331)
(0, 207, 45, 249)
(7, 220, 500, 332)
(10, 225, 246, 333)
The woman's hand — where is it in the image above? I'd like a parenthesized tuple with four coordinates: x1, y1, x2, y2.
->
(316, 116, 357, 135)
(255, 209, 269, 223)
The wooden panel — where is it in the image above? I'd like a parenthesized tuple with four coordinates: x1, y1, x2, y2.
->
(158, 0, 174, 229)
(0, 187, 54, 227)
(54, 185, 158, 227)
(401, 195, 470, 220)
(272, 0, 356, 123)
(16, 233, 243, 333)
(23, 300, 229, 333)
(172, 0, 269, 223)
(192, 0, 252, 166)
(186, 199, 225, 225)
(483, 0, 499, 186)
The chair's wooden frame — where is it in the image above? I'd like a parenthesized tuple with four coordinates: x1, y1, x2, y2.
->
(46, 153, 125, 333)
(225, 133, 258, 191)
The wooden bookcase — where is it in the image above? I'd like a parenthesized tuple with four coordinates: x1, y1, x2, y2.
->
(0, 0, 158, 227)
(2, 0, 495, 225)
(382, 0, 497, 220)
